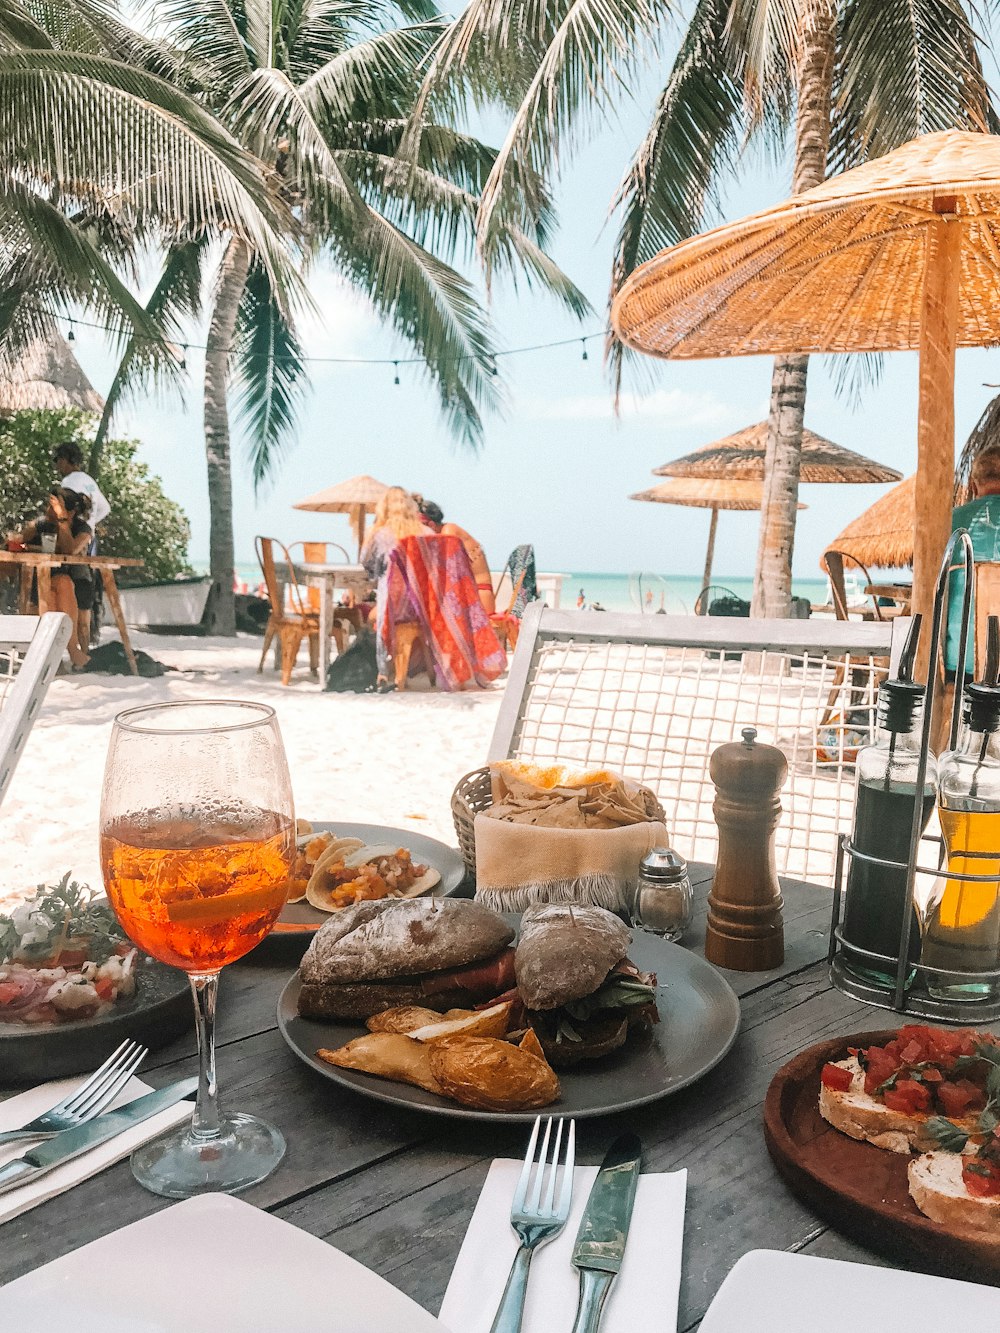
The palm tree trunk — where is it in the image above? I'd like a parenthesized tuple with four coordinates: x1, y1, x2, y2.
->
(203, 236, 250, 636)
(751, 0, 837, 618)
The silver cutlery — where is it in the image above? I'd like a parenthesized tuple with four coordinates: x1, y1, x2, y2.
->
(0, 1039, 149, 1146)
(0, 1076, 198, 1195)
(489, 1115, 576, 1333)
(569, 1134, 642, 1333)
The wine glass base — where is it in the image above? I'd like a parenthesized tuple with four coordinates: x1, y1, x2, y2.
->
(131, 1112, 285, 1200)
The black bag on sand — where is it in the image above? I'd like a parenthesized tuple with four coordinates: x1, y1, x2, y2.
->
(84, 641, 169, 677)
(325, 627, 378, 693)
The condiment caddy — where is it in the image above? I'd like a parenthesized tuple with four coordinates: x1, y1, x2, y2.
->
(829, 530, 1000, 1022)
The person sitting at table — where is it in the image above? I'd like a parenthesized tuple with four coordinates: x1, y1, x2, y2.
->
(361, 487, 428, 686)
(53, 441, 109, 649)
(946, 447, 1000, 677)
(415, 497, 495, 614)
(20, 488, 94, 669)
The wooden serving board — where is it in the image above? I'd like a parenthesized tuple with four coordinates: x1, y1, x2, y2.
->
(764, 1029, 1000, 1284)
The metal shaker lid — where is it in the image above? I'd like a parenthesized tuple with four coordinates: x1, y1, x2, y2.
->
(639, 846, 687, 881)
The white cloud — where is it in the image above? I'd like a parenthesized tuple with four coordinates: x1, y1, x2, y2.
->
(520, 387, 738, 426)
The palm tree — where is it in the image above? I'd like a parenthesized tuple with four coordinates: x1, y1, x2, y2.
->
(416, 0, 995, 614)
(95, 0, 588, 634)
(0, 0, 297, 407)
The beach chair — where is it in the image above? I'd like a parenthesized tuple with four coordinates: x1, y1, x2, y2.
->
(486, 606, 903, 883)
(0, 613, 72, 806)
(254, 537, 320, 685)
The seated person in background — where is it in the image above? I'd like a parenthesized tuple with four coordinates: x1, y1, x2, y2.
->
(20, 488, 94, 669)
(361, 487, 428, 684)
(947, 446, 1000, 676)
(416, 498, 495, 615)
(53, 441, 109, 649)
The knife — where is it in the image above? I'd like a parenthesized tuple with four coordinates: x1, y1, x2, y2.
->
(569, 1134, 642, 1333)
(0, 1076, 198, 1196)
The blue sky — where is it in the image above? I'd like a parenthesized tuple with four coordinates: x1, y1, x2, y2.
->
(68, 23, 1000, 582)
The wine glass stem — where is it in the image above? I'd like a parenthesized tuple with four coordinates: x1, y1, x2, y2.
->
(189, 972, 222, 1138)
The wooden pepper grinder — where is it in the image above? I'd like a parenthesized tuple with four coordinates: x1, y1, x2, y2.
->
(705, 726, 787, 971)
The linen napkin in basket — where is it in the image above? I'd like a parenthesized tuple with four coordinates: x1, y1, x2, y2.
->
(439, 1159, 686, 1333)
(0, 1075, 191, 1224)
(474, 761, 668, 913)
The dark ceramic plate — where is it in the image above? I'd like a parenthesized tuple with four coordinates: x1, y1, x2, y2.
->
(0, 959, 191, 1085)
(269, 822, 467, 939)
(277, 933, 741, 1122)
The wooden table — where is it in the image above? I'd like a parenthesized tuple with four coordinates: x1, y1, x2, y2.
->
(294, 562, 371, 681)
(0, 551, 145, 675)
(0, 868, 953, 1325)
(865, 582, 912, 612)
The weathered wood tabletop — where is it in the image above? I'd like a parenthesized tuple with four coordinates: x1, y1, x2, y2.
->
(0, 868, 914, 1328)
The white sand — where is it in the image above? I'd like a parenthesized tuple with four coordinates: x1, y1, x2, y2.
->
(1, 632, 501, 911)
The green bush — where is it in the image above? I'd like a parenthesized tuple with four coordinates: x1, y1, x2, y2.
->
(0, 409, 191, 585)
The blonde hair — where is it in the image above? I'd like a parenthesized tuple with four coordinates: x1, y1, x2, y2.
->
(372, 486, 426, 540)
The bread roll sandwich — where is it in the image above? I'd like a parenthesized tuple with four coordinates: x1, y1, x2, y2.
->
(514, 903, 658, 1068)
(298, 898, 515, 1020)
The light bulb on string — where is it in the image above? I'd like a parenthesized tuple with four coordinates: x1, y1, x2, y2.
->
(393, 361, 400, 385)
(581, 339, 588, 361)
(67, 321, 75, 343)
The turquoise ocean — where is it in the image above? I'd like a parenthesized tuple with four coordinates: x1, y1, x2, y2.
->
(225, 562, 830, 614)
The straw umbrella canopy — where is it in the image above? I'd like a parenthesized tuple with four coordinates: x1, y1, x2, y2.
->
(630, 476, 805, 606)
(654, 422, 901, 485)
(828, 475, 916, 571)
(292, 474, 390, 556)
(612, 128, 1000, 643)
(0, 335, 104, 415)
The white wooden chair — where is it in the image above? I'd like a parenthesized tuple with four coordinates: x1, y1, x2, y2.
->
(489, 607, 906, 884)
(0, 613, 72, 806)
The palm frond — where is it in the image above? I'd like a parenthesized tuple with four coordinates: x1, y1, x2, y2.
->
(155, 0, 252, 88)
(824, 351, 885, 408)
(722, 0, 797, 125)
(831, 0, 998, 169)
(297, 20, 443, 122)
(232, 258, 306, 487)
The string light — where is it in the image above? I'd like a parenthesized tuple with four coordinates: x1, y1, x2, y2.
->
(31, 303, 608, 369)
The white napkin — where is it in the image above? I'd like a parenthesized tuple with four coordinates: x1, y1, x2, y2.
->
(440, 1159, 687, 1333)
(0, 1076, 192, 1224)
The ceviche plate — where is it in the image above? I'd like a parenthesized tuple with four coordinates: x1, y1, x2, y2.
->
(269, 821, 468, 942)
(278, 932, 741, 1122)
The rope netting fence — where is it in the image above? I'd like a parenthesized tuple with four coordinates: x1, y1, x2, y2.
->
(505, 637, 885, 883)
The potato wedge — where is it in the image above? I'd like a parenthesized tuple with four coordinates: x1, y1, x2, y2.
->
(409, 1001, 513, 1044)
(519, 1027, 547, 1062)
(366, 1006, 444, 1035)
(317, 1034, 441, 1094)
(429, 1036, 560, 1111)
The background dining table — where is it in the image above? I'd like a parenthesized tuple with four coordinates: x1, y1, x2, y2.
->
(0, 867, 983, 1326)
(0, 550, 145, 674)
(293, 560, 372, 681)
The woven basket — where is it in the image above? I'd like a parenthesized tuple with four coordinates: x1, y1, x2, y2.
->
(451, 766, 492, 878)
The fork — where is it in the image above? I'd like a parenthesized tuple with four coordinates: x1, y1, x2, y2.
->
(0, 1039, 148, 1146)
(489, 1116, 576, 1333)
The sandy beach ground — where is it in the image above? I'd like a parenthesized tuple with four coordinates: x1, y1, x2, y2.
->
(1, 632, 502, 911)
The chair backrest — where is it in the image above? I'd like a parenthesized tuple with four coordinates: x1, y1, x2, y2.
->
(693, 585, 744, 617)
(496, 545, 537, 620)
(255, 536, 311, 619)
(0, 613, 71, 806)
(490, 606, 904, 883)
(821, 550, 883, 622)
(287, 540, 351, 567)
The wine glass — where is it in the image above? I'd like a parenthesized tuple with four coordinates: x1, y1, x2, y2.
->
(100, 700, 295, 1199)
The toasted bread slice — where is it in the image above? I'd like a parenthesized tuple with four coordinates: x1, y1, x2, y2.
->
(908, 1151, 1000, 1233)
(818, 1056, 982, 1154)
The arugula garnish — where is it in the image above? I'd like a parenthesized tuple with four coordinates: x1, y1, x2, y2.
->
(928, 1117, 970, 1152)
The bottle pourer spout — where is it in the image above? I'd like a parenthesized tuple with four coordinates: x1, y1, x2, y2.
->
(897, 613, 922, 684)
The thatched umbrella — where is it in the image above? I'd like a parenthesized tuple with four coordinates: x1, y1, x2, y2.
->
(612, 129, 1000, 646)
(630, 476, 805, 606)
(0, 335, 104, 415)
(292, 474, 390, 557)
(655, 421, 901, 484)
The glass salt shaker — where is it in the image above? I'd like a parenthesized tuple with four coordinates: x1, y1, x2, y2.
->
(632, 847, 692, 942)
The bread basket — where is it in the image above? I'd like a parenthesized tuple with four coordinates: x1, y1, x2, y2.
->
(451, 766, 492, 877)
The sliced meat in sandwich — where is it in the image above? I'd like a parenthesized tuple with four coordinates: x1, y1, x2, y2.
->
(515, 903, 658, 1067)
(298, 898, 515, 1021)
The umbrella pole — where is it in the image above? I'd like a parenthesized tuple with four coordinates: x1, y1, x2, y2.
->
(357, 507, 366, 560)
(913, 209, 961, 680)
(701, 507, 719, 612)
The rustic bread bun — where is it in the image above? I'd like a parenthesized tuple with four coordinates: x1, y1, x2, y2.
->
(515, 903, 631, 1011)
(297, 979, 483, 1021)
(818, 1056, 980, 1154)
(300, 898, 514, 986)
(909, 1152, 1000, 1233)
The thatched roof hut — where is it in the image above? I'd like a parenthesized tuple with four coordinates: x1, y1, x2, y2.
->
(0, 335, 104, 415)
(654, 422, 901, 484)
(826, 475, 915, 569)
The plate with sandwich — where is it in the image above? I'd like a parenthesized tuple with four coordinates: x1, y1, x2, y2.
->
(270, 822, 467, 940)
(764, 1025, 1000, 1280)
(277, 896, 741, 1121)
